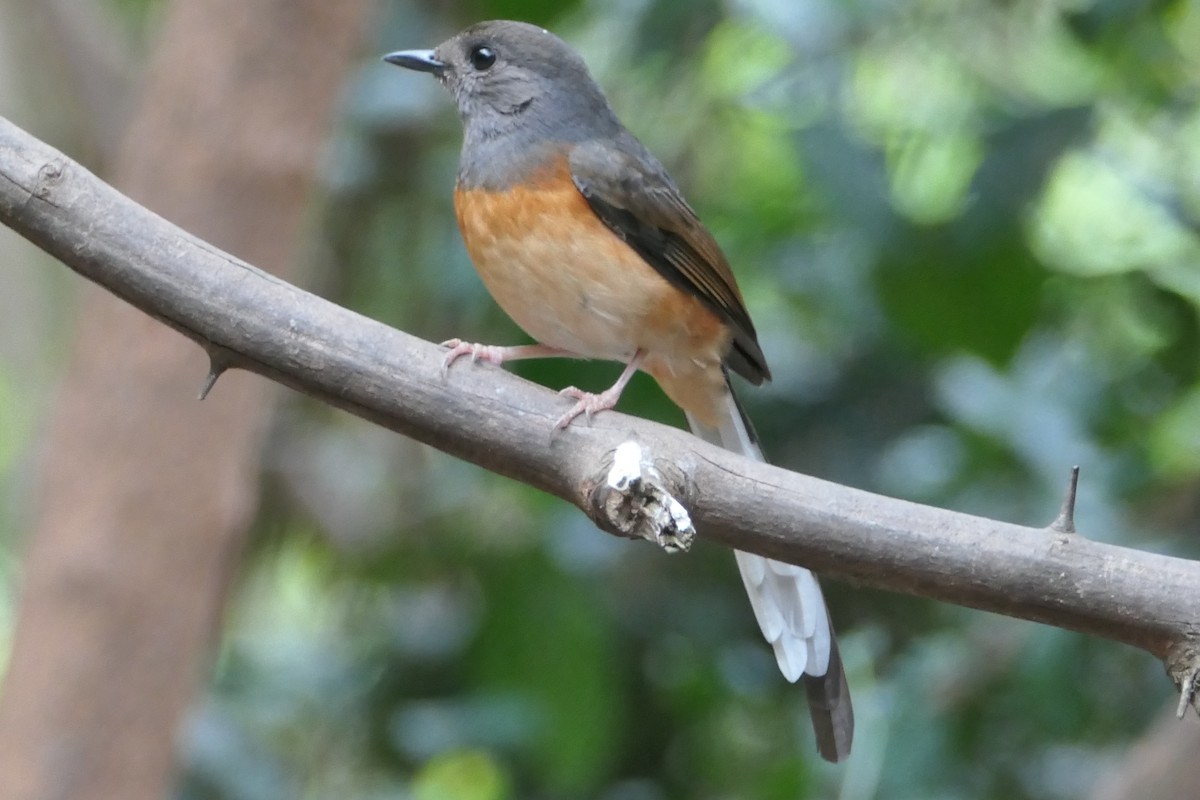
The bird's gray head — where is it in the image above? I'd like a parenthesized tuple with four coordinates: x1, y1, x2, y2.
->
(384, 20, 621, 144)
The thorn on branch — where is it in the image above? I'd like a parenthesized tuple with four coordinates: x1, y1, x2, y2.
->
(1049, 465, 1080, 534)
(197, 349, 231, 400)
(1166, 641, 1200, 719)
(591, 440, 695, 553)
(1177, 669, 1198, 720)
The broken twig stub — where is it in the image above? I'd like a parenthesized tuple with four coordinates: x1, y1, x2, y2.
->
(592, 440, 695, 553)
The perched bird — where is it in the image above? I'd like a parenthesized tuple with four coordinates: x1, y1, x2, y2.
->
(386, 19, 852, 761)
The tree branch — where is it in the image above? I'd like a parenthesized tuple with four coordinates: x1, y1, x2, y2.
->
(2, 115, 1198, 689)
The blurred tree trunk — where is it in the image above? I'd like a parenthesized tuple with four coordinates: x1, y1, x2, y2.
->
(1088, 705, 1200, 800)
(0, 0, 369, 798)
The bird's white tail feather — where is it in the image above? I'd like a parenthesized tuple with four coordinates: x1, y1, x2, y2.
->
(684, 390, 832, 682)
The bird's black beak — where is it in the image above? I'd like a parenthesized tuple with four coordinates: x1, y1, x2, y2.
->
(383, 49, 446, 76)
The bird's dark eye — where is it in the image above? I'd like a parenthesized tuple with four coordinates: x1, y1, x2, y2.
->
(469, 45, 496, 71)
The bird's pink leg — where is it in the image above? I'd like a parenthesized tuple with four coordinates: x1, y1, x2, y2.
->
(440, 339, 577, 376)
(555, 349, 646, 430)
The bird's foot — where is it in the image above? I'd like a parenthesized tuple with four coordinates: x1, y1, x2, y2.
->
(440, 339, 510, 376)
(554, 385, 623, 430)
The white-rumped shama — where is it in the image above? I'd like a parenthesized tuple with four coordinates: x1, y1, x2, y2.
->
(386, 19, 853, 762)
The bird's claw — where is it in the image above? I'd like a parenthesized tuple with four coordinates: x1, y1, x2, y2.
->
(440, 339, 505, 377)
(554, 386, 620, 430)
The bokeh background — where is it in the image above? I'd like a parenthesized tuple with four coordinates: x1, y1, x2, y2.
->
(2, 0, 1200, 798)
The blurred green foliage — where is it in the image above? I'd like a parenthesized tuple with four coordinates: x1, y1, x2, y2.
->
(3, 0, 1200, 798)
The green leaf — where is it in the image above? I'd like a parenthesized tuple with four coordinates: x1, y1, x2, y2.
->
(413, 750, 510, 800)
(1148, 383, 1200, 479)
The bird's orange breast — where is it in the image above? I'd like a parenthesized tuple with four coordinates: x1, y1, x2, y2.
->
(453, 153, 733, 424)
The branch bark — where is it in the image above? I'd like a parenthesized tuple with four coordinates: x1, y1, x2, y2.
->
(1, 114, 1198, 689)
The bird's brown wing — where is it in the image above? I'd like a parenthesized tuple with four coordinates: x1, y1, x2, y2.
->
(568, 138, 770, 384)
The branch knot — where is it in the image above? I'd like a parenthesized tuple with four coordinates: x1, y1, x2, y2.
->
(34, 159, 66, 203)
